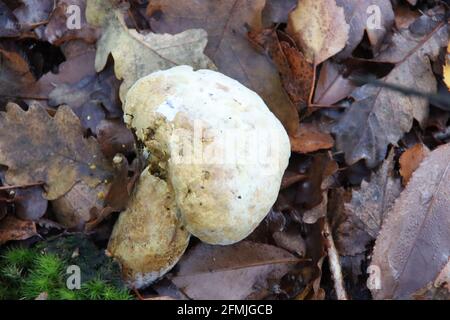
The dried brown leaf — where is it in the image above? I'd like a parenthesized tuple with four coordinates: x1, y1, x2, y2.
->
(0, 214, 37, 245)
(313, 60, 356, 105)
(171, 241, 298, 300)
(345, 150, 402, 238)
(399, 143, 430, 186)
(290, 123, 334, 154)
(287, 0, 349, 64)
(335, 0, 394, 58)
(0, 103, 113, 200)
(333, 14, 448, 167)
(371, 143, 450, 299)
(87, 1, 214, 102)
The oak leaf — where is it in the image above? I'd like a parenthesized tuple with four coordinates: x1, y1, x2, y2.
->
(0, 103, 113, 200)
(87, 0, 214, 102)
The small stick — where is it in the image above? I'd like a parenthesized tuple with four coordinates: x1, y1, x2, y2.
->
(0, 182, 44, 191)
(323, 218, 348, 300)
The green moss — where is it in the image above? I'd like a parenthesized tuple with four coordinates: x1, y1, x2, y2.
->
(2, 247, 35, 268)
(0, 236, 134, 300)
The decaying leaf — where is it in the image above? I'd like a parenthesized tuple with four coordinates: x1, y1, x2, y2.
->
(261, 0, 297, 26)
(345, 150, 402, 238)
(290, 123, 334, 154)
(0, 103, 113, 200)
(44, 0, 99, 44)
(399, 143, 430, 186)
(333, 13, 448, 168)
(0, 45, 36, 97)
(0, 214, 37, 245)
(330, 188, 372, 256)
(287, 0, 349, 64)
(171, 241, 299, 300)
(13, 0, 53, 31)
(413, 258, 450, 300)
(370, 143, 450, 299)
(51, 181, 107, 229)
(87, 0, 214, 102)
(313, 60, 356, 105)
(335, 0, 394, 58)
(147, 0, 299, 135)
(248, 28, 314, 105)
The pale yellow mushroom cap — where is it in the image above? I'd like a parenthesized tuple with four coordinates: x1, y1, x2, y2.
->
(124, 66, 291, 245)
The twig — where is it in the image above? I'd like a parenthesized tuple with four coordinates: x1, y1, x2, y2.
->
(0, 182, 44, 191)
(350, 75, 450, 111)
(323, 218, 348, 300)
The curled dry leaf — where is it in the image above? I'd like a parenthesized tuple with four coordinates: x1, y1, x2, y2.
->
(0, 103, 113, 200)
(399, 143, 430, 186)
(0, 214, 37, 245)
(333, 13, 448, 168)
(287, 0, 350, 65)
(147, 0, 299, 135)
(87, 0, 214, 102)
(370, 143, 450, 299)
(171, 241, 299, 300)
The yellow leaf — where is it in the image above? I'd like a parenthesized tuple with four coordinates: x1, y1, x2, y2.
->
(287, 0, 349, 64)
